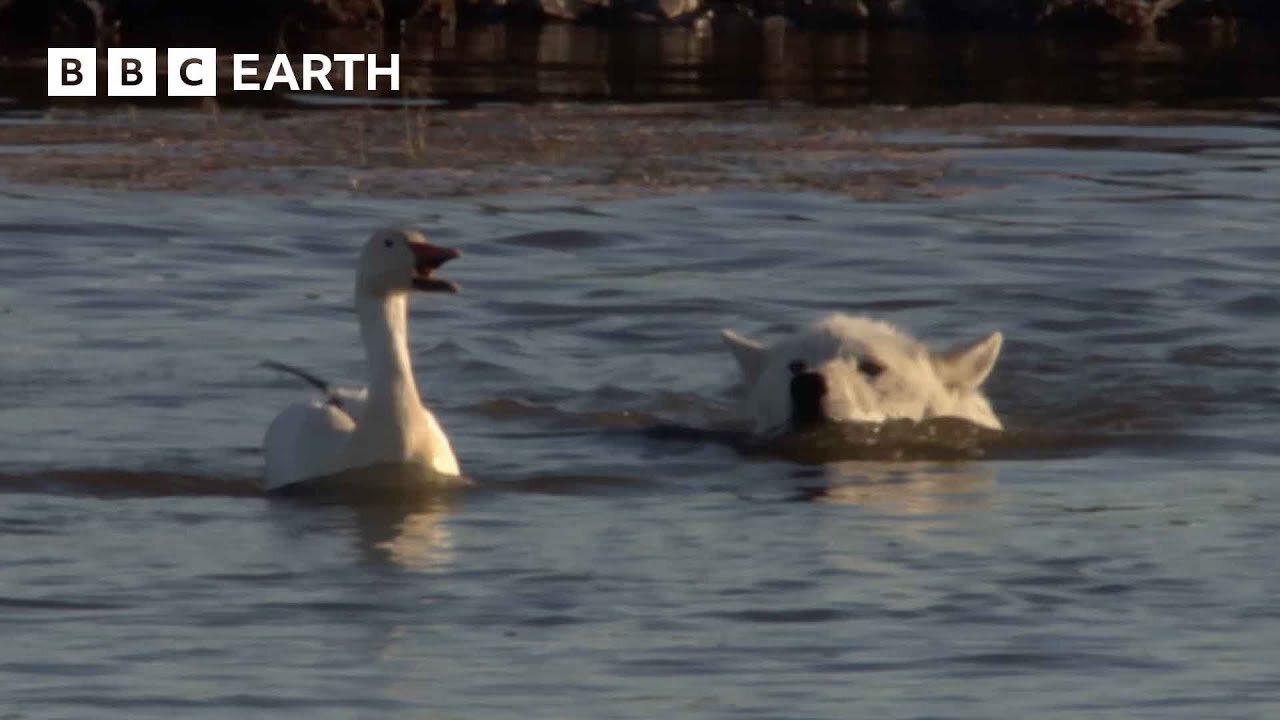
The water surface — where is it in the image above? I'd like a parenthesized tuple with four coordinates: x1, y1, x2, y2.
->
(1, 118, 1279, 717)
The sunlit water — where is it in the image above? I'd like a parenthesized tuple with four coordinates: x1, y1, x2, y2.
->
(2, 118, 1280, 718)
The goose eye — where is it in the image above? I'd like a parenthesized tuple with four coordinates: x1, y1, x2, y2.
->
(858, 359, 885, 378)
(384, 238, 394, 248)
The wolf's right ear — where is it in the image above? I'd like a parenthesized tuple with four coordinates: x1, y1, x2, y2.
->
(722, 329, 767, 383)
(935, 330, 1003, 389)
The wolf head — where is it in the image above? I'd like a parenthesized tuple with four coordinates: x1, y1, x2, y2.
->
(722, 314, 1003, 437)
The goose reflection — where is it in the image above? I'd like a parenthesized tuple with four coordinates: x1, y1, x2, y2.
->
(271, 463, 465, 571)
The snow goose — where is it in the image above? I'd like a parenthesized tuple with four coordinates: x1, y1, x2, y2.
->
(262, 228, 463, 491)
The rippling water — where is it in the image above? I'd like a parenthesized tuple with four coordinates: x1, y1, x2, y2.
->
(2, 118, 1280, 717)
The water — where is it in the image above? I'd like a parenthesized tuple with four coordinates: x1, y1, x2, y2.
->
(2, 116, 1280, 718)
(5, 26, 1280, 107)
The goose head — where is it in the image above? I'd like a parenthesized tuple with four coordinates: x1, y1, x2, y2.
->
(357, 228, 460, 297)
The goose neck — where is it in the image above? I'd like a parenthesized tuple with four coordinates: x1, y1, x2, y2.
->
(356, 291, 419, 402)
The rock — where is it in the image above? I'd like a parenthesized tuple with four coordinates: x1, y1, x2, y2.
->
(383, 0, 428, 20)
(0, 0, 108, 44)
(868, 0, 925, 24)
(589, 0, 705, 23)
(532, 0, 581, 21)
(655, 0, 702, 20)
(115, 0, 384, 29)
(771, 0, 849, 27)
(304, 0, 384, 24)
(915, 0, 1033, 29)
(1038, 1, 1136, 31)
(3, 0, 1280, 38)
(455, 0, 514, 24)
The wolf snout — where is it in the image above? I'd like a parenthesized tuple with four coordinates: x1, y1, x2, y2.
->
(789, 362, 828, 430)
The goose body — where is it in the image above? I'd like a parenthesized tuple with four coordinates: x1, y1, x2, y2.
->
(262, 228, 462, 492)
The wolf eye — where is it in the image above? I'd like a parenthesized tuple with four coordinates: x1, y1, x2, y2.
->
(384, 238, 394, 248)
(858, 359, 885, 378)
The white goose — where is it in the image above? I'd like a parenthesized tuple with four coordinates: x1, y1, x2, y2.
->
(262, 228, 463, 491)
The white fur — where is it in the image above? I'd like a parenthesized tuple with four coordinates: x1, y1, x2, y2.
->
(722, 314, 1003, 437)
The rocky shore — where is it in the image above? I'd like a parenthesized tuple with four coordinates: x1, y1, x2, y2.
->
(2, 0, 1277, 47)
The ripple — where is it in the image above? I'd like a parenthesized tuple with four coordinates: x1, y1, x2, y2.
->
(0, 470, 260, 498)
(0, 595, 128, 611)
(494, 230, 616, 250)
(710, 607, 857, 623)
(503, 474, 655, 495)
(952, 651, 1174, 672)
(1221, 293, 1280, 318)
(1168, 344, 1278, 370)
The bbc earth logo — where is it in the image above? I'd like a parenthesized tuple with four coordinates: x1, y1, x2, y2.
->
(47, 49, 401, 97)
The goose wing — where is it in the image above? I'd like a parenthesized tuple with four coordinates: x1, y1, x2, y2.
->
(263, 400, 357, 491)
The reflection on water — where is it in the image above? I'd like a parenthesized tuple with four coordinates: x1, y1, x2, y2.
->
(0, 465, 464, 572)
(799, 461, 996, 515)
(3, 25, 1279, 107)
(804, 462, 999, 573)
(272, 464, 465, 571)
(367, 503, 456, 569)
(332, 25, 1280, 106)
(316, 24, 1280, 106)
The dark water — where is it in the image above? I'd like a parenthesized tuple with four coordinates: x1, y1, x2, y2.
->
(4, 25, 1280, 107)
(395, 24, 1280, 106)
(2, 118, 1280, 717)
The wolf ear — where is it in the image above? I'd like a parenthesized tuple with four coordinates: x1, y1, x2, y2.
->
(935, 331, 1003, 389)
(722, 329, 767, 383)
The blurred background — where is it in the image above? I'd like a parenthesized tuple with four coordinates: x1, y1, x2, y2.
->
(2, 0, 1279, 106)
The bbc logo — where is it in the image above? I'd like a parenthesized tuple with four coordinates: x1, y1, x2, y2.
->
(49, 47, 218, 97)
(48, 48, 400, 97)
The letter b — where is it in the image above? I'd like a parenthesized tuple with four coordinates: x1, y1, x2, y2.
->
(108, 48, 157, 97)
(122, 59, 142, 85)
(64, 59, 82, 86)
(47, 48, 97, 97)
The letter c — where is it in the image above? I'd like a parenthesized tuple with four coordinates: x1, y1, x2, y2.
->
(180, 58, 202, 86)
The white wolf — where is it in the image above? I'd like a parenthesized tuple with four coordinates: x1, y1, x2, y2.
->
(722, 314, 1004, 438)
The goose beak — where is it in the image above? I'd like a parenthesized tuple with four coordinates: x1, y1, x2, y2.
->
(409, 241, 460, 293)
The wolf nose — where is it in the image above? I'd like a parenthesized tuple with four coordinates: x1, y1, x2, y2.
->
(789, 367, 827, 430)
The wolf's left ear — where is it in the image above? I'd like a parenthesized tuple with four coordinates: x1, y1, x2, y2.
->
(722, 329, 767, 383)
(935, 331, 1003, 389)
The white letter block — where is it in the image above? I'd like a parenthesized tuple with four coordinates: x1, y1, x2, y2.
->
(48, 47, 97, 97)
(167, 48, 217, 97)
(107, 47, 157, 97)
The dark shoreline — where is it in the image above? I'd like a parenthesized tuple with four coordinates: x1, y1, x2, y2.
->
(3, 23, 1278, 111)
(2, 0, 1279, 48)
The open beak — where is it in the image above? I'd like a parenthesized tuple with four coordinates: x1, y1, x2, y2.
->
(409, 241, 460, 293)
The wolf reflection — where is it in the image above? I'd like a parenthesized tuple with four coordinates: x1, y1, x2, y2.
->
(734, 414, 1001, 513)
(794, 459, 997, 515)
